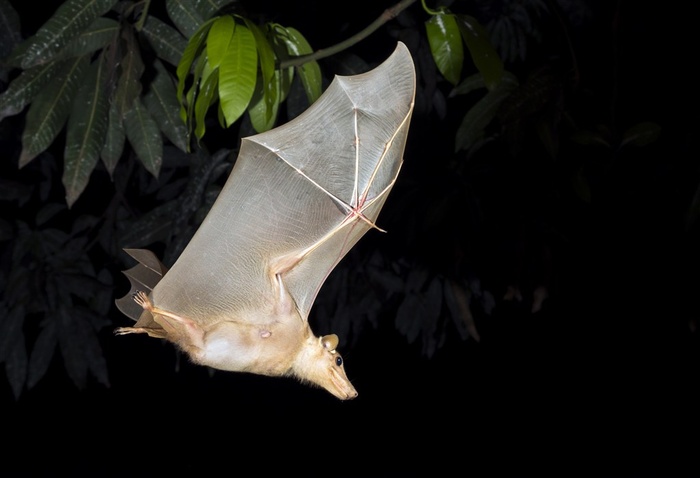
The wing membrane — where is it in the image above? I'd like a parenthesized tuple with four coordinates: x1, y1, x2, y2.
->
(150, 43, 416, 324)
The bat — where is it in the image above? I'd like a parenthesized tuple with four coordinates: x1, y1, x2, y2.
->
(114, 42, 416, 400)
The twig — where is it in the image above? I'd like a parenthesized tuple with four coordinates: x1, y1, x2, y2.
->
(279, 0, 418, 69)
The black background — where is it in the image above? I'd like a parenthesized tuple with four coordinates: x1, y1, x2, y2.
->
(2, 1, 699, 476)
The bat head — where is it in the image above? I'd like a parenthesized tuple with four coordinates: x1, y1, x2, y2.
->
(293, 333, 358, 400)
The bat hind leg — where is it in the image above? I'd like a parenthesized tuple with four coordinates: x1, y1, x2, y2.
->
(114, 326, 167, 339)
(131, 290, 205, 350)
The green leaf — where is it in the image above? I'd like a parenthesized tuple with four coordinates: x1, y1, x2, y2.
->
(101, 100, 125, 175)
(457, 15, 504, 91)
(20, 0, 116, 69)
(284, 27, 321, 103)
(63, 55, 109, 207)
(245, 19, 275, 120)
(176, 17, 216, 107)
(218, 22, 257, 127)
(619, 121, 661, 148)
(248, 67, 280, 133)
(183, 52, 210, 133)
(207, 15, 234, 70)
(113, 30, 144, 118)
(143, 59, 190, 152)
(124, 98, 163, 177)
(167, 0, 205, 38)
(269, 25, 295, 103)
(0, 61, 59, 121)
(454, 71, 518, 152)
(194, 65, 219, 139)
(19, 56, 89, 168)
(55, 16, 118, 61)
(426, 13, 464, 85)
(141, 15, 187, 66)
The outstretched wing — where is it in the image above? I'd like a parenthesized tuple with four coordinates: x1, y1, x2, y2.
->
(148, 42, 416, 326)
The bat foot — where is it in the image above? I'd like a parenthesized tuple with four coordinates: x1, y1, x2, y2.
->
(132, 290, 152, 310)
(114, 326, 140, 335)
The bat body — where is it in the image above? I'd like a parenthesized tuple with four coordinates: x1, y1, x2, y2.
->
(115, 42, 416, 400)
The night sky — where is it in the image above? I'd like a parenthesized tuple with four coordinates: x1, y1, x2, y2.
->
(2, 1, 699, 476)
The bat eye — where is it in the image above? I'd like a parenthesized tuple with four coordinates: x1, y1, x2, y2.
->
(335, 356, 343, 367)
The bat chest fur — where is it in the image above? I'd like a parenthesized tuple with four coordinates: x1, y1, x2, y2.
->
(194, 316, 310, 376)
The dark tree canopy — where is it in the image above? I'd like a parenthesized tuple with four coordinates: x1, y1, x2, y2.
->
(1, 1, 698, 476)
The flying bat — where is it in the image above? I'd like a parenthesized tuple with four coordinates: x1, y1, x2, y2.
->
(114, 42, 416, 400)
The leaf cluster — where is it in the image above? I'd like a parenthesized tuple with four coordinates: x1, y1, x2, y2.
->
(177, 14, 321, 141)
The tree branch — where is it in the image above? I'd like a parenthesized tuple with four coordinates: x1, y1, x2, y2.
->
(279, 0, 418, 69)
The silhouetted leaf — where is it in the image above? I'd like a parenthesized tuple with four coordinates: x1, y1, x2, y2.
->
(570, 129, 610, 147)
(101, 100, 125, 175)
(457, 15, 503, 90)
(444, 278, 479, 341)
(118, 200, 179, 247)
(93, 269, 115, 315)
(195, 0, 236, 20)
(143, 59, 189, 151)
(20, 0, 116, 69)
(455, 71, 518, 152)
(141, 15, 187, 66)
(451, 73, 486, 97)
(55, 16, 118, 61)
(5, 328, 27, 399)
(0, 178, 31, 202)
(5, 257, 30, 306)
(63, 55, 109, 207)
(19, 55, 89, 167)
(572, 167, 591, 203)
(27, 318, 57, 389)
(113, 30, 144, 118)
(75, 308, 110, 387)
(58, 305, 88, 389)
(0, 218, 12, 241)
(167, 0, 205, 38)
(421, 276, 443, 357)
(0, 61, 59, 121)
(35, 202, 67, 225)
(0, 0, 21, 81)
(0, 304, 24, 363)
(124, 98, 162, 177)
(620, 122, 661, 148)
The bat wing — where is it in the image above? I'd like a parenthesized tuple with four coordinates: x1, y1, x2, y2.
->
(141, 42, 415, 326)
(115, 248, 168, 322)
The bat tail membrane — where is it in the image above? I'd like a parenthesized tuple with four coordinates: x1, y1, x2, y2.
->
(115, 248, 169, 324)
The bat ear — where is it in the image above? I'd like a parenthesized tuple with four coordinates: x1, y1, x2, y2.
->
(321, 334, 339, 351)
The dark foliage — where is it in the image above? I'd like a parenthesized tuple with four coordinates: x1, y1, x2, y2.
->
(1, 0, 698, 476)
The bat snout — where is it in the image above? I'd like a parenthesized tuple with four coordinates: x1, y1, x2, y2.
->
(328, 369, 358, 400)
